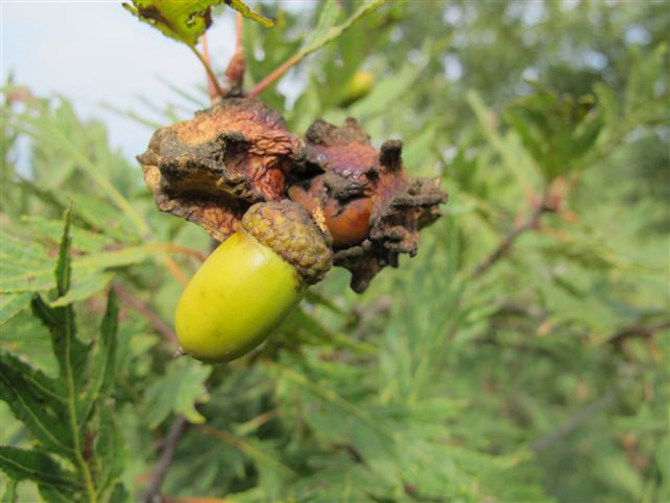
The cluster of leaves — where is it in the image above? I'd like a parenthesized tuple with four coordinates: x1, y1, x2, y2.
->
(1, 1, 668, 502)
(1, 210, 125, 502)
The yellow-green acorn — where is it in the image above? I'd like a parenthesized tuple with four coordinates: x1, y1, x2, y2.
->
(175, 201, 333, 362)
(338, 70, 375, 107)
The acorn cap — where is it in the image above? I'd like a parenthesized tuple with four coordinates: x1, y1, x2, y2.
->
(242, 201, 333, 285)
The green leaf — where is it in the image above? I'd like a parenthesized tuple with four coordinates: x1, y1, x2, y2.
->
(301, 1, 344, 55)
(1, 215, 130, 501)
(0, 293, 32, 325)
(108, 482, 131, 503)
(298, 0, 386, 61)
(54, 208, 72, 297)
(10, 97, 150, 237)
(624, 43, 667, 117)
(60, 192, 141, 244)
(123, 0, 272, 48)
(0, 351, 73, 455)
(503, 88, 603, 179)
(85, 289, 119, 412)
(467, 90, 544, 193)
(122, 0, 217, 47)
(202, 427, 296, 478)
(31, 213, 88, 394)
(288, 308, 378, 355)
(144, 358, 211, 427)
(49, 273, 114, 308)
(21, 215, 115, 254)
(291, 454, 390, 502)
(258, 0, 386, 98)
(37, 485, 77, 503)
(1, 478, 18, 503)
(32, 296, 88, 391)
(0, 230, 55, 293)
(0, 225, 156, 295)
(227, 0, 274, 28)
(0, 350, 65, 404)
(73, 244, 159, 272)
(0, 447, 78, 490)
(93, 406, 126, 496)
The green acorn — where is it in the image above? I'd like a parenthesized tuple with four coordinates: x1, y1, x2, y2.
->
(175, 201, 332, 362)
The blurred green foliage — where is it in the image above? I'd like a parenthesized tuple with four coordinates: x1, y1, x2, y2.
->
(1, 1, 668, 502)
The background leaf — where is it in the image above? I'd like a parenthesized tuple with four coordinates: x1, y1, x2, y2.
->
(0, 447, 78, 491)
(123, 0, 272, 48)
(144, 358, 212, 427)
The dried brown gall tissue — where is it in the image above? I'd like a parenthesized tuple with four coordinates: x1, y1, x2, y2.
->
(138, 98, 447, 293)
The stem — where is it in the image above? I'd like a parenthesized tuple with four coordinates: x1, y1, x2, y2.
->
(159, 244, 207, 262)
(189, 44, 224, 99)
(607, 320, 670, 346)
(235, 12, 243, 53)
(470, 198, 551, 279)
(162, 254, 189, 287)
(64, 307, 97, 502)
(199, 34, 220, 103)
(115, 284, 178, 346)
(141, 415, 188, 503)
(248, 55, 300, 98)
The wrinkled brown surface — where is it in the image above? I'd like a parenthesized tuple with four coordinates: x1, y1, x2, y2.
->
(293, 118, 447, 292)
(137, 98, 304, 241)
(138, 99, 446, 292)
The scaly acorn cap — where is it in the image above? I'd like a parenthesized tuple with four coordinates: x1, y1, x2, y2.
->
(242, 201, 333, 285)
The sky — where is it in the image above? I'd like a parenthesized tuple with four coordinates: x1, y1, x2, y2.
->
(1, 1, 240, 161)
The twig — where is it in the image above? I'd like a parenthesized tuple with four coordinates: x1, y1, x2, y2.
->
(162, 254, 189, 287)
(200, 33, 221, 103)
(141, 414, 188, 503)
(470, 199, 552, 279)
(190, 44, 224, 99)
(607, 320, 670, 347)
(248, 54, 300, 99)
(235, 12, 243, 53)
(114, 284, 178, 346)
(161, 244, 207, 263)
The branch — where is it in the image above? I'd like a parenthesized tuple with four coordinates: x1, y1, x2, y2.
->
(141, 414, 188, 503)
(161, 244, 207, 263)
(161, 254, 189, 287)
(235, 12, 243, 53)
(607, 319, 670, 347)
(199, 33, 222, 103)
(190, 43, 224, 101)
(248, 54, 300, 99)
(470, 200, 552, 279)
(114, 284, 178, 346)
